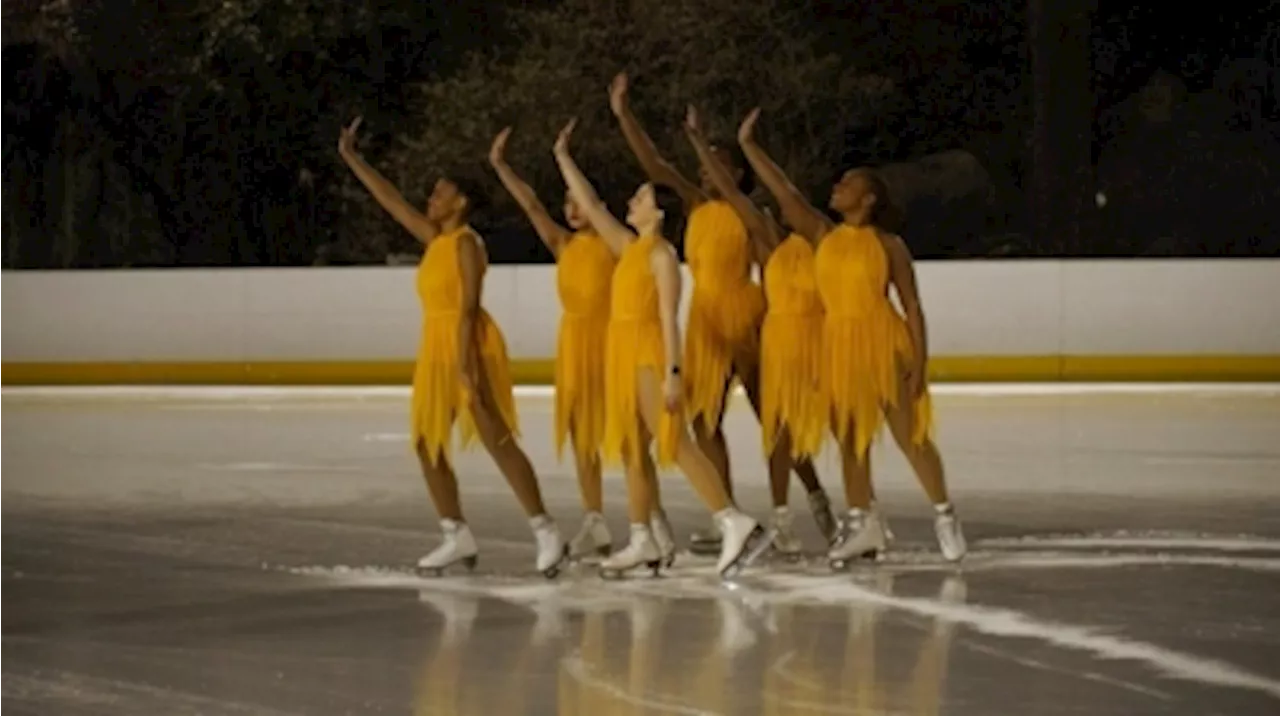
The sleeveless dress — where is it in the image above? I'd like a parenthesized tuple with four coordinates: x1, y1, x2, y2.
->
(602, 235, 682, 469)
(759, 233, 826, 459)
(814, 224, 932, 460)
(554, 232, 615, 465)
(410, 226, 518, 466)
(683, 200, 765, 432)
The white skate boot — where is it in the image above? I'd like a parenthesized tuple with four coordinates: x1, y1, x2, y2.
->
(531, 515, 569, 579)
(417, 519, 479, 576)
(650, 509, 677, 568)
(599, 524, 663, 579)
(828, 508, 888, 570)
(568, 511, 613, 560)
(716, 509, 773, 579)
(688, 517, 722, 555)
(807, 489, 839, 545)
(770, 505, 803, 560)
(934, 507, 967, 562)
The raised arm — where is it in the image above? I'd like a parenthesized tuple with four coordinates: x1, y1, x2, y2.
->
(455, 230, 485, 402)
(337, 117, 439, 244)
(488, 127, 572, 258)
(737, 108, 833, 243)
(683, 105, 781, 266)
(609, 72, 704, 210)
(551, 119, 634, 257)
(885, 233, 929, 399)
(650, 242, 685, 412)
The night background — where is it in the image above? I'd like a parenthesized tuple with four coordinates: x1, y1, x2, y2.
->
(3, 0, 1277, 268)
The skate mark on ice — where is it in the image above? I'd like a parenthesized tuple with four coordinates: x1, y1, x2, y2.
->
(959, 639, 1173, 700)
(560, 651, 720, 716)
(760, 574, 1280, 699)
(978, 532, 1280, 553)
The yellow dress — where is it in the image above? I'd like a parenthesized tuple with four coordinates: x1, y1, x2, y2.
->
(814, 224, 932, 460)
(759, 233, 826, 460)
(683, 200, 765, 432)
(554, 232, 615, 465)
(410, 226, 518, 466)
(603, 235, 682, 469)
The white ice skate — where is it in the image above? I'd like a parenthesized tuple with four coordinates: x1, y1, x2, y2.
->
(770, 505, 803, 560)
(568, 511, 613, 561)
(531, 515, 569, 579)
(650, 509, 677, 568)
(599, 524, 663, 579)
(688, 517, 723, 556)
(934, 509, 967, 562)
(807, 489, 839, 545)
(828, 509, 889, 570)
(716, 509, 773, 579)
(417, 519, 479, 576)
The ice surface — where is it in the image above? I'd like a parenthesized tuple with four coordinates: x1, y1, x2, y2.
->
(4, 385, 1279, 714)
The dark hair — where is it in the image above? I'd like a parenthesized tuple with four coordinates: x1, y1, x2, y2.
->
(444, 170, 490, 220)
(653, 183, 687, 243)
(852, 167, 904, 233)
(708, 139, 756, 195)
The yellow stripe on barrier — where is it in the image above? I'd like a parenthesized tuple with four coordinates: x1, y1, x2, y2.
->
(3, 356, 1279, 385)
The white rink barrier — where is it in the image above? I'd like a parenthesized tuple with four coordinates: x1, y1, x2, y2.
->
(3, 259, 1279, 384)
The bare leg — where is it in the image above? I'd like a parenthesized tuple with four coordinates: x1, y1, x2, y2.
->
(570, 426, 604, 513)
(636, 368, 732, 512)
(416, 439, 464, 521)
(767, 428, 793, 507)
(641, 444, 662, 505)
(884, 369, 949, 506)
(835, 415, 874, 511)
(469, 365, 548, 517)
(691, 407, 733, 501)
(621, 447, 654, 524)
(739, 356, 824, 494)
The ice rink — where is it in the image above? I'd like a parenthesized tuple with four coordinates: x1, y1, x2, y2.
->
(4, 384, 1280, 715)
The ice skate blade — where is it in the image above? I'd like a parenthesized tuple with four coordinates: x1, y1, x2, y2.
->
(541, 546, 570, 580)
(416, 554, 479, 577)
(598, 560, 663, 580)
(568, 544, 612, 563)
(828, 549, 885, 571)
(720, 526, 774, 580)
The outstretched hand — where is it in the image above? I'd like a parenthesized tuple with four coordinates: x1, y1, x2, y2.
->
(609, 72, 629, 116)
(489, 126, 512, 166)
(338, 116, 363, 154)
(738, 107, 761, 144)
(684, 104, 702, 136)
(553, 118, 578, 155)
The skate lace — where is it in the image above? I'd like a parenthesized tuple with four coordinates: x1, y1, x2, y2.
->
(831, 512, 867, 549)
